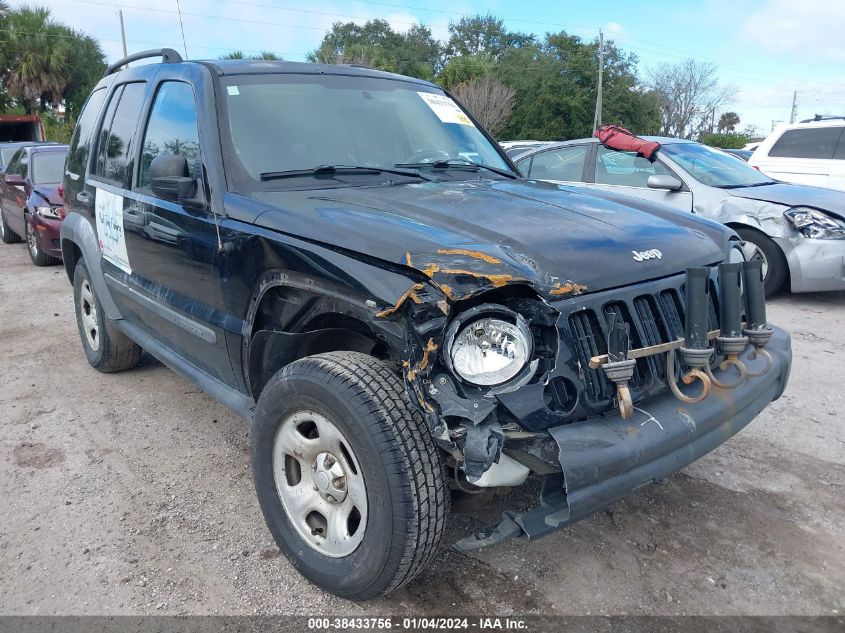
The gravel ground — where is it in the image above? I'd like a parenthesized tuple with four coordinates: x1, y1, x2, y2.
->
(0, 241, 842, 616)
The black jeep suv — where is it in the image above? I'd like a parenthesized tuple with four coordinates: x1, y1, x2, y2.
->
(61, 49, 791, 599)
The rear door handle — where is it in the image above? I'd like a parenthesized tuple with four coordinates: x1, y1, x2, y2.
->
(76, 191, 92, 208)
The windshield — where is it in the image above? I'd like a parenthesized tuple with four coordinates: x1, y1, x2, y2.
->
(32, 150, 67, 184)
(661, 142, 774, 188)
(221, 73, 513, 188)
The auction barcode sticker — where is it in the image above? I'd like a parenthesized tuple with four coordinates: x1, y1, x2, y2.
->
(417, 92, 474, 126)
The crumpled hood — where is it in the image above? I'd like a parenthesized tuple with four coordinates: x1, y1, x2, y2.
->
(727, 183, 845, 220)
(33, 184, 61, 206)
(249, 179, 728, 299)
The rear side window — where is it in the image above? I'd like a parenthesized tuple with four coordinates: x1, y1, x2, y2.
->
(528, 146, 588, 181)
(769, 127, 843, 159)
(95, 82, 147, 184)
(67, 87, 107, 177)
(137, 81, 201, 189)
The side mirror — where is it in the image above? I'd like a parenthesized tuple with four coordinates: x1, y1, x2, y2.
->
(4, 173, 24, 187)
(149, 154, 196, 201)
(647, 174, 683, 191)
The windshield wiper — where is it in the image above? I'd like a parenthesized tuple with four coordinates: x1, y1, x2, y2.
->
(395, 158, 517, 179)
(260, 164, 432, 182)
(718, 181, 775, 189)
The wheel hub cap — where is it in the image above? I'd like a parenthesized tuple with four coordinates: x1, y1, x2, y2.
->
(272, 410, 367, 558)
(79, 280, 100, 352)
(313, 452, 347, 503)
(26, 222, 37, 255)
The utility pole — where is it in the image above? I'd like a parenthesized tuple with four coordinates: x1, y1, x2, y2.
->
(176, 0, 188, 58)
(790, 91, 798, 124)
(592, 30, 604, 133)
(118, 10, 128, 57)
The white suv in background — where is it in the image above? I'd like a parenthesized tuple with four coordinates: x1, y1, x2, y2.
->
(750, 117, 845, 191)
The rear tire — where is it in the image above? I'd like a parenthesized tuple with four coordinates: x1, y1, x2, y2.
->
(73, 259, 142, 372)
(736, 227, 787, 297)
(25, 217, 60, 266)
(252, 351, 448, 600)
(0, 204, 21, 244)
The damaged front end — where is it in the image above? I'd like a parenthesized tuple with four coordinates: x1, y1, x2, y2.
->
(376, 247, 793, 551)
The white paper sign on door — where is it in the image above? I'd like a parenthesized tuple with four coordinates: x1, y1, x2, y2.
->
(94, 188, 132, 274)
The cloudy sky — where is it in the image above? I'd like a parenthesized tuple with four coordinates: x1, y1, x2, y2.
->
(33, 0, 845, 134)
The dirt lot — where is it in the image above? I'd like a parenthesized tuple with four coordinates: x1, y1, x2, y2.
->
(0, 241, 843, 617)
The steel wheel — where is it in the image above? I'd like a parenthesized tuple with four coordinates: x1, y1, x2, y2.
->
(741, 240, 769, 279)
(25, 220, 38, 258)
(272, 409, 367, 558)
(79, 279, 100, 352)
(0, 207, 6, 240)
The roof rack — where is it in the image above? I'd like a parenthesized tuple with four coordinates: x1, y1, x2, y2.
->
(104, 48, 183, 77)
(799, 114, 845, 123)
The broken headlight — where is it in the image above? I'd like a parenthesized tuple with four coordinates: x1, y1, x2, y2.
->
(445, 310, 532, 387)
(35, 205, 63, 220)
(784, 207, 845, 239)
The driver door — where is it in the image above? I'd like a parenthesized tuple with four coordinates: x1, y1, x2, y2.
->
(1, 148, 28, 236)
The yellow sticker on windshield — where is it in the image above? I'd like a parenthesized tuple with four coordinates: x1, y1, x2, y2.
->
(417, 92, 474, 126)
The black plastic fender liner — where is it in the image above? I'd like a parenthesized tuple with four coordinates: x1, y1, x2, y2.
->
(454, 326, 791, 550)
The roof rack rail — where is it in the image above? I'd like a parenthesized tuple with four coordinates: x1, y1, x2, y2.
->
(799, 114, 845, 123)
(104, 48, 183, 77)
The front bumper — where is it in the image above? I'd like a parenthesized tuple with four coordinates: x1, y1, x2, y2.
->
(777, 236, 845, 293)
(454, 326, 791, 551)
(29, 214, 63, 257)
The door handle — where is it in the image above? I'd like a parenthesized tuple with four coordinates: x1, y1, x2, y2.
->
(76, 191, 92, 208)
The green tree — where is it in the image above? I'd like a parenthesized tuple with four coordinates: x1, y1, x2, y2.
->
(698, 132, 749, 148)
(494, 32, 659, 140)
(219, 50, 283, 60)
(308, 20, 441, 80)
(61, 31, 106, 118)
(437, 54, 494, 90)
(0, 5, 105, 116)
(446, 13, 534, 59)
(1, 5, 67, 113)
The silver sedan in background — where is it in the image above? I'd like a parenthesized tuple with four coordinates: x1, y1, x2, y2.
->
(506, 137, 845, 296)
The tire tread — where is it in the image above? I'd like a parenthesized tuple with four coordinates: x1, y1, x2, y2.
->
(260, 351, 447, 598)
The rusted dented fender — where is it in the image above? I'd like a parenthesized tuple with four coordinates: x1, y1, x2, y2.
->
(454, 326, 792, 551)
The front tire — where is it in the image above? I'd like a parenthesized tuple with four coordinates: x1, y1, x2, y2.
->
(73, 259, 142, 372)
(736, 227, 788, 297)
(252, 351, 448, 600)
(25, 217, 60, 266)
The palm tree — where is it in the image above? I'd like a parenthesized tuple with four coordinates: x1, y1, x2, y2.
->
(718, 111, 741, 133)
(1, 6, 69, 113)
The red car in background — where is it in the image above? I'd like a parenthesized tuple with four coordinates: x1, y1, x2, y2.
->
(0, 144, 69, 266)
